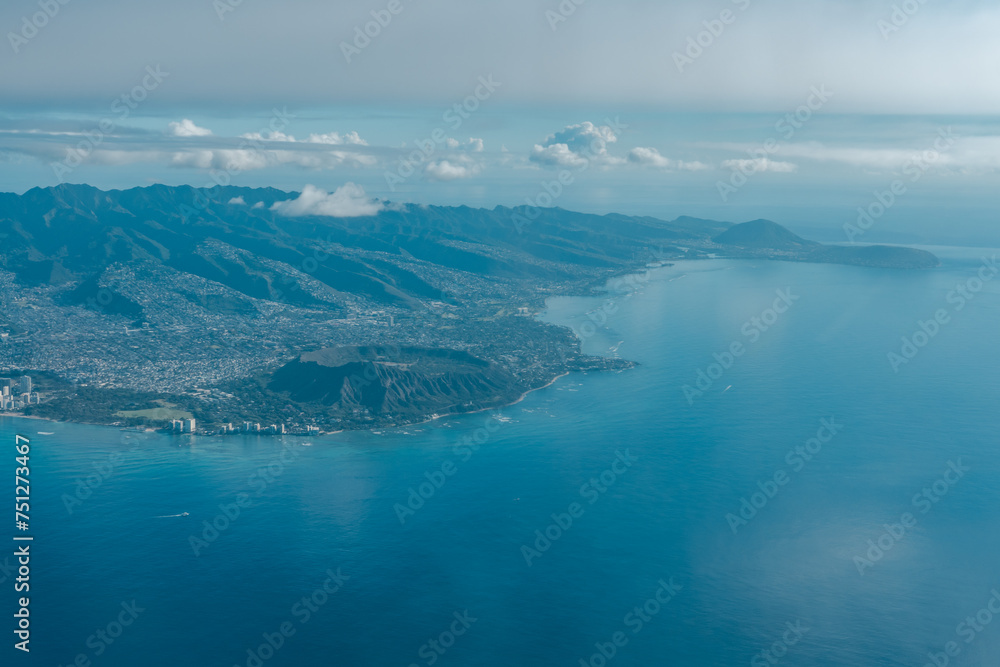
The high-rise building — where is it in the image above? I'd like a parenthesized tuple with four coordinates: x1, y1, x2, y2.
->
(186, 419, 196, 433)
(20, 377, 32, 394)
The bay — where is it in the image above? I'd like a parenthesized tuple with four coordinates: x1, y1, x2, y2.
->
(5, 247, 1000, 666)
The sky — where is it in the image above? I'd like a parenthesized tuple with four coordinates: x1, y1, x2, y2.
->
(0, 0, 997, 245)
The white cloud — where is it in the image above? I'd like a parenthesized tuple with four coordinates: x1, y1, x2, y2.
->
(167, 144, 377, 172)
(68, 149, 164, 166)
(677, 160, 711, 171)
(168, 119, 213, 137)
(241, 130, 296, 142)
(307, 131, 368, 146)
(628, 147, 672, 168)
(627, 147, 710, 171)
(530, 122, 622, 168)
(722, 158, 799, 173)
(271, 183, 384, 218)
(240, 129, 369, 146)
(444, 137, 485, 152)
(424, 158, 483, 182)
(229, 196, 246, 205)
(211, 129, 377, 170)
(711, 135, 1000, 173)
(531, 143, 589, 168)
(170, 149, 270, 171)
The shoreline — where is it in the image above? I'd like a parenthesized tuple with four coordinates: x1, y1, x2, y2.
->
(0, 261, 655, 439)
(0, 371, 576, 438)
(391, 370, 571, 431)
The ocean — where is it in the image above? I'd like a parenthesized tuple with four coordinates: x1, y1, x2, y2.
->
(5, 247, 1000, 666)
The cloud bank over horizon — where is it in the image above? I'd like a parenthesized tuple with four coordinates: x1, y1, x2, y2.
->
(0, 0, 997, 244)
(1, 0, 998, 114)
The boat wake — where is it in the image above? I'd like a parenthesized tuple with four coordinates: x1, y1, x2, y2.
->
(155, 512, 190, 518)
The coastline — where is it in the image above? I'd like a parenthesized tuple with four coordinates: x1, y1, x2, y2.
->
(0, 371, 577, 438)
(0, 412, 66, 425)
(0, 263, 655, 438)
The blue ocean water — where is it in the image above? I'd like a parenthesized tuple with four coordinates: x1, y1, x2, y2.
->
(4, 248, 1000, 667)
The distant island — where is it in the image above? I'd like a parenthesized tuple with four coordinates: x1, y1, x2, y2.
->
(0, 184, 939, 433)
(712, 219, 939, 269)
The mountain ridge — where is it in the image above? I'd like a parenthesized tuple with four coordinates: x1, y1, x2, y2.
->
(0, 183, 939, 431)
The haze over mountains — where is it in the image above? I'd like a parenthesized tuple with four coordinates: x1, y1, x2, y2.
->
(0, 184, 938, 430)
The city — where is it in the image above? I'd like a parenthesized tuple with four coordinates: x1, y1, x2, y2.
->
(0, 375, 40, 411)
